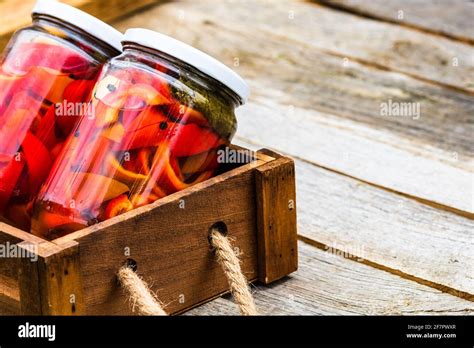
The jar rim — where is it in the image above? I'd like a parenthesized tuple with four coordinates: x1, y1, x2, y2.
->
(32, 0, 123, 52)
(122, 28, 250, 104)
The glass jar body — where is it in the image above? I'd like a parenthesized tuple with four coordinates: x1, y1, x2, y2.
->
(31, 45, 239, 239)
(0, 16, 119, 231)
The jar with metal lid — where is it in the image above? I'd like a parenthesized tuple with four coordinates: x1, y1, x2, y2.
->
(0, 0, 122, 231)
(31, 28, 250, 239)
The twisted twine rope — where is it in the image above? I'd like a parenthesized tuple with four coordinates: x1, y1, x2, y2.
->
(209, 228, 258, 315)
(117, 266, 167, 315)
(117, 228, 258, 316)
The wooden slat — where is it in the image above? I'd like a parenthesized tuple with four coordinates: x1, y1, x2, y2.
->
(236, 139, 474, 300)
(0, 0, 159, 50)
(169, 0, 474, 93)
(186, 242, 474, 315)
(256, 156, 298, 283)
(0, 222, 60, 315)
(115, 1, 473, 215)
(36, 241, 85, 315)
(0, 274, 20, 315)
(237, 97, 473, 216)
(293, 154, 474, 299)
(320, 0, 474, 44)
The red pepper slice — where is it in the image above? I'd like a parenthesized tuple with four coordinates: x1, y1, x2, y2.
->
(149, 144, 212, 194)
(62, 79, 96, 103)
(103, 194, 133, 219)
(36, 106, 59, 150)
(0, 72, 23, 114)
(114, 67, 171, 102)
(119, 124, 171, 151)
(4, 42, 89, 75)
(180, 149, 219, 176)
(25, 67, 74, 103)
(0, 94, 40, 157)
(167, 103, 209, 127)
(129, 68, 171, 102)
(0, 155, 25, 212)
(32, 210, 87, 237)
(118, 109, 177, 150)
(170, 124, 221, 157)
(50, 141, 65, 160)
(21, 132, 53, 193)
(128, 108, 171, 130)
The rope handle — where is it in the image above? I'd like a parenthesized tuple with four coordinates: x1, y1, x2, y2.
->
(117, 226, 259, 316)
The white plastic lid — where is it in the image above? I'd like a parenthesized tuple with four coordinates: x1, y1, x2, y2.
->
(32, 0, 123, 52)
(123, 28, 250, 104)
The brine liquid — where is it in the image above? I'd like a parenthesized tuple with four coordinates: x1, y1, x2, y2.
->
(31, 63, 226, 239)
(0, 36, 99, 231)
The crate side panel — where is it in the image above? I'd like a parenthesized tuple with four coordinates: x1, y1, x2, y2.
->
(75, 169, 259, 315)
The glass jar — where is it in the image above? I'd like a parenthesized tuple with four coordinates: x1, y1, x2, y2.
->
(31, 28, 250, 239)
(0, 0, 122, 231)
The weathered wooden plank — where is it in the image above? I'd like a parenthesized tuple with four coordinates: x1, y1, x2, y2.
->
(256, 156, 298, 284)
(0, 274, 20, 315)
(172, 0, 474, 93)
(36, 241, 85, 315)
(0, 222, 60, 315)
(294, 154, 474, 299)
(320, 0, 474, 44)
(115, 0, 474, 215)
(0, 0, 159, 50)
(186, 242, 474, 315)
(236, 97, 473, 216)
(235, 139, 473, 300)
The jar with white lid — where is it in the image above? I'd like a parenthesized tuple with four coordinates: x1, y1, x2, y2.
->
(31, 28, 250, 239)
(0, 0, 122, 231)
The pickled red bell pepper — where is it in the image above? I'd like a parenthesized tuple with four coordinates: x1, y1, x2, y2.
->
(30, 59, 230, 237)
(170, 123, 221, 157)
(4, 42, 89, 75)
(104, 194, 133, 219)
(21, 132, 53, 193)
(0, 38, 102, 230)
(0, 156, 25, 212)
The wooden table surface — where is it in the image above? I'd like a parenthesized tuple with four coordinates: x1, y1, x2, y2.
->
(114, 0, 474, 315)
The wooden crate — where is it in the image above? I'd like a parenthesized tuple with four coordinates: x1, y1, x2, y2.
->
(0, 147, 298, 315)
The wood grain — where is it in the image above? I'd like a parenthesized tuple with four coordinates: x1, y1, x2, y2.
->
(36, 241, 85, 315)
(115, 0, 474, 215)
(187, 241, 474, 315)
(0, 274, 20, 315)
(236, 139, 473, 300)
(256, 156, 298, 283)
(320, 0, 474, 44)
(0, 222, 61, 315)
(0, 0, 159, 50)
(174, 0, 474, 93)
(236, 97, 473, 216)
